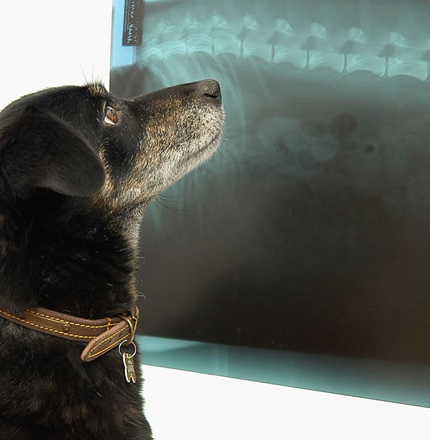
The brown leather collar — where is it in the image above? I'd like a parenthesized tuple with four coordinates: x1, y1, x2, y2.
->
(0, 306, 139, 362)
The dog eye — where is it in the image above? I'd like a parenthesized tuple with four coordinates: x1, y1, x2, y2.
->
(104, 105, 118, 125)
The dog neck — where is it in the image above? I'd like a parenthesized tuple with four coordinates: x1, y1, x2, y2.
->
(0, 197, 144, 320)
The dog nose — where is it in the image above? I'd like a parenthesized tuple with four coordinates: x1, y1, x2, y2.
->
(198, 79, 222, 102)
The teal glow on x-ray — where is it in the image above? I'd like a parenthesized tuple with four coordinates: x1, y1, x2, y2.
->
(110, 1, 430, 401)
(112, 0, 430, 81)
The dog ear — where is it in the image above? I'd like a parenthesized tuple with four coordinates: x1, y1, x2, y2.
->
(0, 106, 105, 199)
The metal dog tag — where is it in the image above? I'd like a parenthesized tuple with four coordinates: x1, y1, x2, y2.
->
(122, 352, 137, 383)
(119, 341, 137, 383)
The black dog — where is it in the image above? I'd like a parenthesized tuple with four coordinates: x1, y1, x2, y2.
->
(0, 80, 224, 439)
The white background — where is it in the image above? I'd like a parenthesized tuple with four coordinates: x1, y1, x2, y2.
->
(0, 1, 429, 439)
(0, 0, 112, 110)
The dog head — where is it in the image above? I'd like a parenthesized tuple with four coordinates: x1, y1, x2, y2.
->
(0, 80, 224, 238)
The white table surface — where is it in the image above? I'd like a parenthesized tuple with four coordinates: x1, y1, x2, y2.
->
(143, 364, 430, 440)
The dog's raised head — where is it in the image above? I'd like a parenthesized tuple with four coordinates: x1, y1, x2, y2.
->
(0, 80, 224, 205)
(0, 80, 223, 438)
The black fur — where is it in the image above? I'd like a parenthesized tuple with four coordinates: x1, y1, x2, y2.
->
(0, 80, 224, 439)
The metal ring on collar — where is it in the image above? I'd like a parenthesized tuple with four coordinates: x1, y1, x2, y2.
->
(120, 314, 137, 345)
(118, 340, 137, 358)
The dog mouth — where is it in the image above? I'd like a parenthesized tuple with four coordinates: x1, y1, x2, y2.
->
(178, 113, 225, 168)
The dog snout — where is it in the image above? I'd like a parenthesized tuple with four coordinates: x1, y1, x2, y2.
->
(196, 79, 222, 103)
